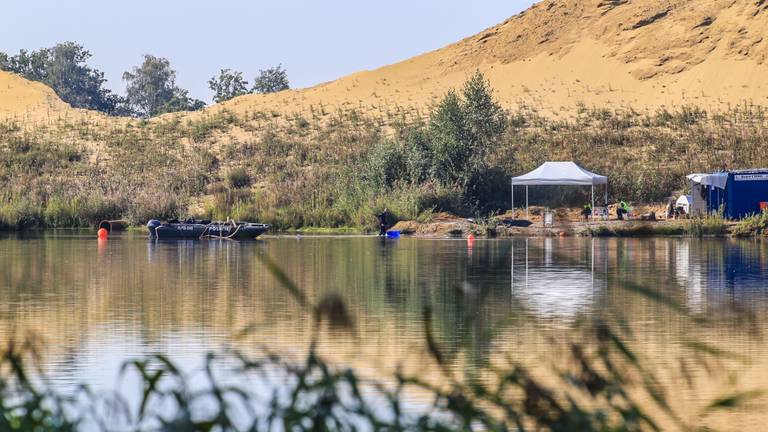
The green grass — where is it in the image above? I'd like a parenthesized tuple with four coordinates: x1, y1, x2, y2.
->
(585, 216, 728, 238)
(587, 223, 685, 237)
(732, 211, 768, 237)
(684, 214, 728, 236)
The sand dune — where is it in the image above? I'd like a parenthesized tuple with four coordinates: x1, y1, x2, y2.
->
(0, 71, 74, 120)
(3, 0, 768, 123)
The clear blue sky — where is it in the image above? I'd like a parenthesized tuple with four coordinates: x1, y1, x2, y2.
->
(1, 1, 537, 102)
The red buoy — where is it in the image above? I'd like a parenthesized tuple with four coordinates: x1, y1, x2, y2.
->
(97, 228, 108, 239)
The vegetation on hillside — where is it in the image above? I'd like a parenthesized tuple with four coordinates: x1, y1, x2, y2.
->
(1, 70, 768, 231)
(0, 42, 126, 115)
(1, 41, 291, 116)
(251, 64, 290, 95)
(208, 65, 291, 103)
(209, 69, 250, 103)
(122, 55, 206, 118)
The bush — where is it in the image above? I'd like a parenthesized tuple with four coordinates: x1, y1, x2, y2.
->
(685, 214, 727, 237)
(732, 211, 768, 237)
(362, 139, 407, 190)
(0, 200, 42, 230)
(42, 197, 125, 228)
(126, 191, 185, 224)
(227, 167, 251, 189)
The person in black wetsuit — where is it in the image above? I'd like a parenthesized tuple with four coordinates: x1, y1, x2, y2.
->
(377, 208, 389, 236)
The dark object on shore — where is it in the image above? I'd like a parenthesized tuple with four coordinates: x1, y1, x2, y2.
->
(640, 212, 657, 221)
(581, 205, 592, 221)
(98, 220, 128, 233)
(500, 219, 533, 228)
(377, 208, 389, 236)
(147, 219, 270, 240)
(666, 200, 675, 219)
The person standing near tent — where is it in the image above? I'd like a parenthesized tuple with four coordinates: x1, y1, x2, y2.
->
(617, 201, 630, 220)
(581, 203, 592, 221)
(377, 208, 389, 236)
(666, 199, 675, 220)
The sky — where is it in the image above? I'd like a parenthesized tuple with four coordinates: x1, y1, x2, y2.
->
(1, 1, 537, 102)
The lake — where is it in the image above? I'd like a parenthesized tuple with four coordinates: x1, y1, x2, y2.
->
(0, 232, 767, 429)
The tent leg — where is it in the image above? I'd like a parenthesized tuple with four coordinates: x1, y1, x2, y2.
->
(591, 185, 595, 221)
(511, 182, 514, 215)
(525, 186, 529, 220)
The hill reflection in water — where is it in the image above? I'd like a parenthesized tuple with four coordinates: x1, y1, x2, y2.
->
(0, 233, 767, 425)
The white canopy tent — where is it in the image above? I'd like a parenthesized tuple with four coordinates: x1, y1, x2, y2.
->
(511, 161, 608, 218)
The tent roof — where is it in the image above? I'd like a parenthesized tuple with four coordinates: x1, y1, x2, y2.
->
(511, 161, 607, 186)
(687, 173, 728, 189)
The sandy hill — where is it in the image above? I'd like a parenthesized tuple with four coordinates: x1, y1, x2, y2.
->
(0, 71, 78, 120)
(3, 0, 768, 123)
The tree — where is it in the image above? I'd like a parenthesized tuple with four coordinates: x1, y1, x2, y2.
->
(252, 64, 289, 94)
(122, 55, 205, 118)
(460, 70, 507, 170)
(363, 139, 407, 190)
(403, 129, 433, 184)
(209, 69, 249, 103)
(426, 71, 506, 188)
(0, 42, 122, 114)
(428, 90, 469, 186)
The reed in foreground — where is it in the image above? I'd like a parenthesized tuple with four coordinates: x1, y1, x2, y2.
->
(0, 254, 760, 431)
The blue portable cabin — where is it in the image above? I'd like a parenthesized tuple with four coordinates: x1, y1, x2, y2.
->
(689, 169, 768, 219)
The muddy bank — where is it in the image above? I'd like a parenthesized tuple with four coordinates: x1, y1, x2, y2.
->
(390, 209, 739, 238)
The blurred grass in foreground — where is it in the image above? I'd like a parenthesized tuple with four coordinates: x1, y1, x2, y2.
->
(0, 253, 762, 431)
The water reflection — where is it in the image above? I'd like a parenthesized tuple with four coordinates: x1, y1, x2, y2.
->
(511, 238, 607, 319)
(0, 233, 766, 396)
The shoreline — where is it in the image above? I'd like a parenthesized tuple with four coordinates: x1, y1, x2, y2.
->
(390, 217, 746, 239)
(1, 217, 765, 239)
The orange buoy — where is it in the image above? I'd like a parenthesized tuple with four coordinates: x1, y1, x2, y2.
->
(97, 228, 108, 239)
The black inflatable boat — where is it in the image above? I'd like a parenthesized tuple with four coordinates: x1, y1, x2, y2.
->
(147, 219, 270, 240)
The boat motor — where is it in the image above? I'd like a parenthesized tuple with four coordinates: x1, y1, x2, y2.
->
(147, 219, 161, 238)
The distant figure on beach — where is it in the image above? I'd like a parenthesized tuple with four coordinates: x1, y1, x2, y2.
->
(617, 201, 630, 220)
(666, 200, 675, 220)
(581, 203, 592, 221)
(377, 208, 389, 236)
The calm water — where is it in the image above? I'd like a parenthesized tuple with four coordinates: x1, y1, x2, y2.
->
(1, 232, 768, 426)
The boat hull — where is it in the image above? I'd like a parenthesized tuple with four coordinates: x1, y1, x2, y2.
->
(148, 221, 269, 240)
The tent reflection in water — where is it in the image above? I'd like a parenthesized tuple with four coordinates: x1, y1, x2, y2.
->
(510, 161, 608, 220)
(511, 237, 607, 319)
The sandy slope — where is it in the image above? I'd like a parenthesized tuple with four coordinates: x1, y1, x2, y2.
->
(0, 71, 73, 120)
(211, 0, 768, 118)
(3, 0, 768, 123)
